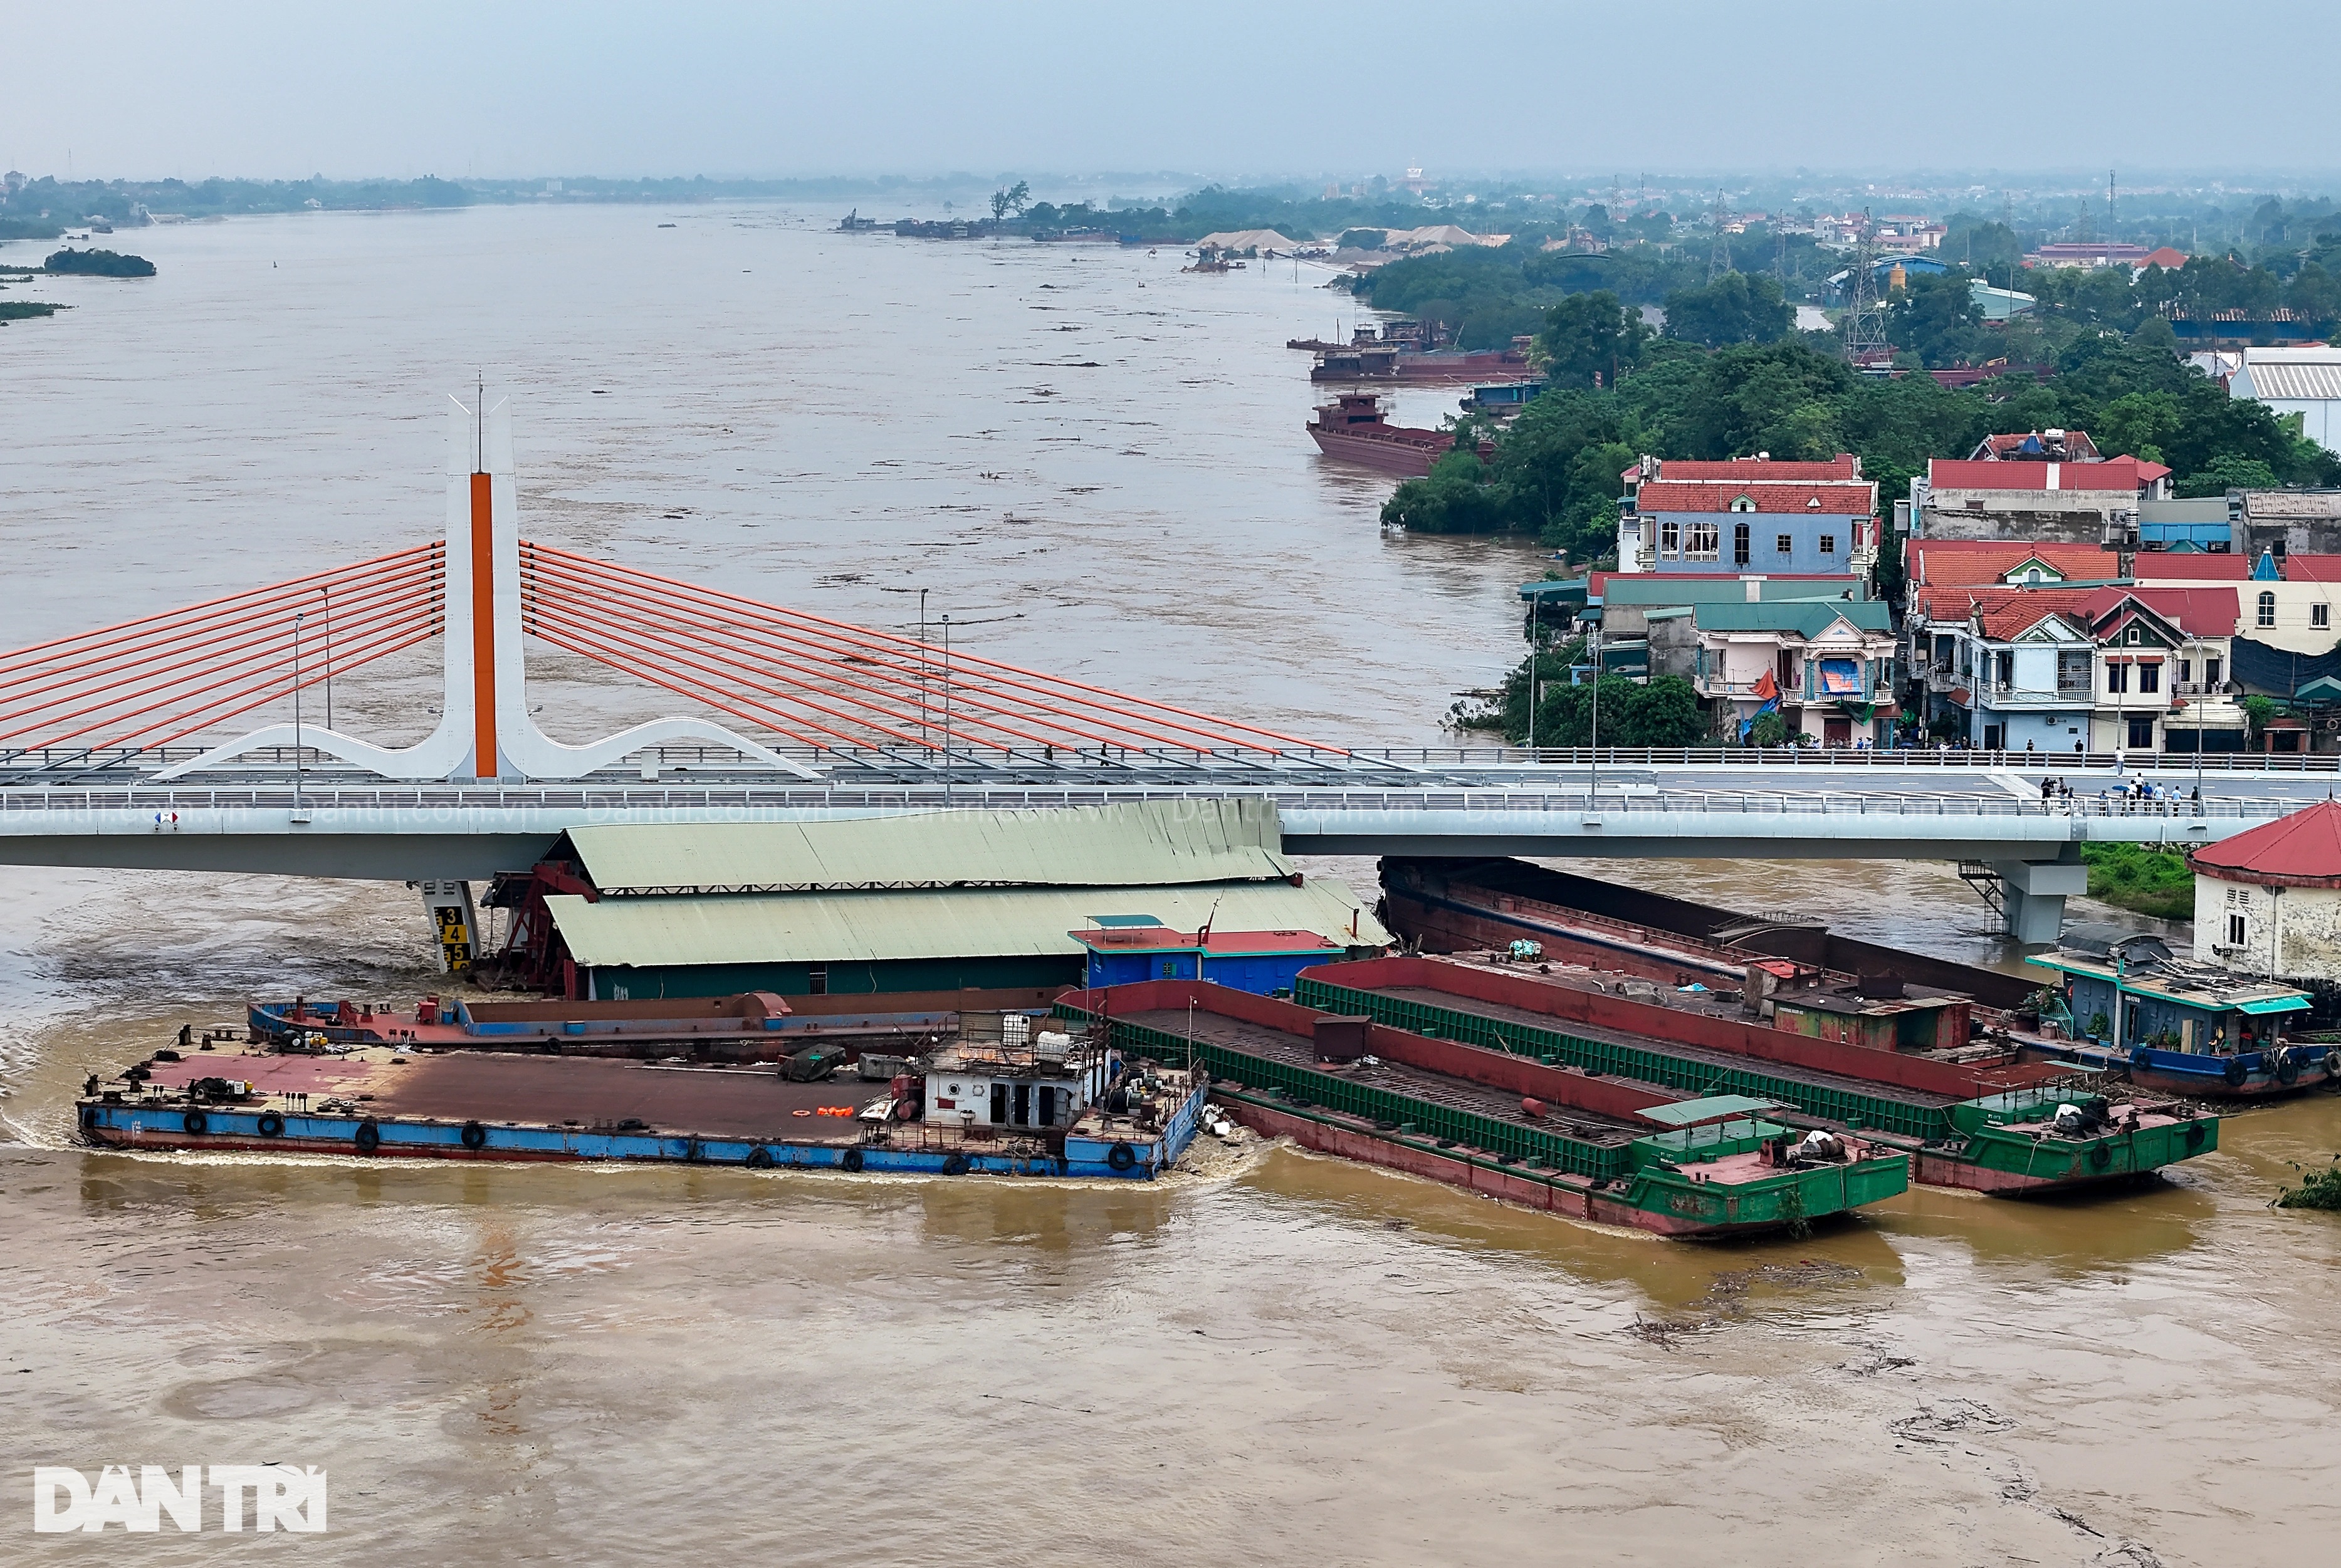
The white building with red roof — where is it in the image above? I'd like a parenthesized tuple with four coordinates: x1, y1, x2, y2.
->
(2189, 800, 2341, 981)
(1617, 453, 1879, 578)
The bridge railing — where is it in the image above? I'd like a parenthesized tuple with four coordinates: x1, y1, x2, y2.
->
(6, 740, 2334, 781)
(0, 782, 2298, 821)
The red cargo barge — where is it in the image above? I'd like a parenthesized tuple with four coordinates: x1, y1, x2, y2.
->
(1306, 393, 1488, 477)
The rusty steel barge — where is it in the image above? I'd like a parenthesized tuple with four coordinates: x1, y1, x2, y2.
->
(1294, 956, 2219, 1196)
(1061, 980, 1909, 1237)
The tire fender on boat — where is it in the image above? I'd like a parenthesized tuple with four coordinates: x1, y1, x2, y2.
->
(459, 1120, 488, 1150)
(2325, 1050, 2341, 1079)
(2223, 1057, 2248, 1088)
(745, 1146, 774, 1169)
(354, 1120, 381, 1155)
(2088, 1142, 2114, 1171)
(1106, 1141, 1138, 1172)
(839, 1146, 864, 1173)
(2185, 1121, 2207, 1148)
(256, 1112, 285, 1138)
(2275, 1050, 2300, 1087)
(80, 1105, 100, 1134)
(2128, 1046, 2153, 1073)
(182, 1109, 207, 1136)
(942, 1152, 970, 1176)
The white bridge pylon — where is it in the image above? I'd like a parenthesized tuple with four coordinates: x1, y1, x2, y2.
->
(160, 396, 814, 783)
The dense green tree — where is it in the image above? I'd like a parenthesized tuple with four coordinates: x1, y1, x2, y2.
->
(1888, 270, 1988, 367)
(1661, 273, 1793, 347)
(1535, 290, 1648, 389)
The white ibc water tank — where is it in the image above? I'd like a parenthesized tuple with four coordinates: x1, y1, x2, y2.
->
(1035, 1030, 1071, 1063)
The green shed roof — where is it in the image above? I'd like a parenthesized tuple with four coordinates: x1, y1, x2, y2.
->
(1637, 1094, 1786, 1127)
(564, 798, 1292, 896)
(1691, 600, 1893, 637)
(547, 879, 1386, 969)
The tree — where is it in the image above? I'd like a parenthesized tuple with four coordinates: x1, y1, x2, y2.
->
(2177, 454, 2281, 498)
(1661, 273, 1793, 347)
(1380, 449, 1507, 534)
(988, 180, 1030, 224)
(1887, 269, 1987, 367)
(1535, 290, 1648, 389)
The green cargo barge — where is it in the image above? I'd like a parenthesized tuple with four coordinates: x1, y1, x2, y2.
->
(1058, 981, 1908, 1238)
(1295, 961, 2219, 1196)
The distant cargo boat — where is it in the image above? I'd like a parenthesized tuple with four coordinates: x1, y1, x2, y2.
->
(1062, 980, 1910, 1237)
(1310, 338, 1535, 385)
(836, 209, 882, 232)
(1306, 393, 1484, 477)
(81, 1011, 1205, 1180)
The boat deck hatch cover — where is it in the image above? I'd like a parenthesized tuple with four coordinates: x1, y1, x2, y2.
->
(1638, 1094, 1788, 1128)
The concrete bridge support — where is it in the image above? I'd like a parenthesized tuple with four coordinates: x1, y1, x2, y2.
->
(1984, 850, 2088, 946)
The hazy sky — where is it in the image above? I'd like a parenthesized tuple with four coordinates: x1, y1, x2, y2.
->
(11, 1, 2340, 184)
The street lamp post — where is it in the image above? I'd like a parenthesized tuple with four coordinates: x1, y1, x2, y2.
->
(1588, 625, 1603, 810)
(291, 611, 306, 817)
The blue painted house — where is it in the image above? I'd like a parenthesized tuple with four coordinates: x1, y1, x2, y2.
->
(1617, 454, 1881, 580)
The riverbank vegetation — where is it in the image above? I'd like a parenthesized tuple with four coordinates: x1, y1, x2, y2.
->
(2274, 1159, 2341, 1211)
(0, 299, 66, 323)
(1451, 638, 1710, 746)
(2078, 843, 2195, 921)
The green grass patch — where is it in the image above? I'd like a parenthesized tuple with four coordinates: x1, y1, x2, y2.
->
(2080, 843, 2196, 921)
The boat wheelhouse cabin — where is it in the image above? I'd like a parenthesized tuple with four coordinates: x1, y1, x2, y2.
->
(2028, 925, 2308, 1053)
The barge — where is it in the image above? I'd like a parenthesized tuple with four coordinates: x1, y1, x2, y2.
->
(1381, 855, 2042, 1012)
(77, 1012, 1205, 1179)
(1062, 980, 1909, 1237)
(1294, 957, 2219, 1195)
(1306, 393, 1489, 477)
(248, 986, 1067, 1060)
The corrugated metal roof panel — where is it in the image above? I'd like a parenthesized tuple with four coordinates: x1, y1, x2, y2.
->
(546, 880, 1387, 968)
(2240, 362, 2341, 401)
(566, 799, 1291, 894)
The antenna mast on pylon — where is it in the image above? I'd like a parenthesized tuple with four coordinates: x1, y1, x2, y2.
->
(1841, 207, 1889, 368)
(1709, 187, 1733, 281)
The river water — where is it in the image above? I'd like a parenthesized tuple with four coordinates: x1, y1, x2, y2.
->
(2, 206, 2337, 1566)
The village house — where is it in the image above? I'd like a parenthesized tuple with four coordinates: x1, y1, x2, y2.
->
(1911, 581, 2241, 754)
(1690, 599, 1897, 747)
(1902, 446, 2172, 545)
(1616, 454, 1880, 580)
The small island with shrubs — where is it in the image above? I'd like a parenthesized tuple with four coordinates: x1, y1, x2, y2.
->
(41, 248, 157, 276)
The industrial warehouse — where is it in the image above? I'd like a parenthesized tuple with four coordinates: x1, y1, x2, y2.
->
(482, 798, 1390, 1001)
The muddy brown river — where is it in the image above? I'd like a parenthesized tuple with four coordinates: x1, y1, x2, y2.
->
(1, 207, 2335, 1565)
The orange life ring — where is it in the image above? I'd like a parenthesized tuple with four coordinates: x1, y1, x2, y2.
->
(791, 1108, 812, 1117)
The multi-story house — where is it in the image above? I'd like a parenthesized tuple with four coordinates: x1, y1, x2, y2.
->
(1616, 454, 1880, 579)
(1901, 446, 2172, 545)
(1914, 585, 2241, 753)
(1690, 600, 1898, 747)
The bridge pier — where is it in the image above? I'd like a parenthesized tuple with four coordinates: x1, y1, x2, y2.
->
(1983, 851, 2088, 946)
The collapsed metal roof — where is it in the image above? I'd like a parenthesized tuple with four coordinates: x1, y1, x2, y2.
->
(563, 798, 1292, 896)
(546, 880, 1388, 969)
